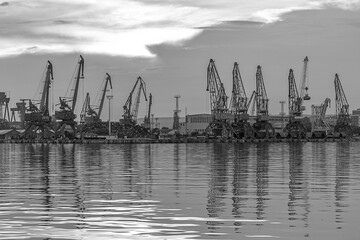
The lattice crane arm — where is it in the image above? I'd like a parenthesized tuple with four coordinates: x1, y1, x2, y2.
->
(334, 73, 349, 116)
(98, 73, 112, 118)
(320, 98, 331, 119)
(39, 61, 53, 116)
(80, 92, 90, 122)
(206, 59, 228, 119)
(288, 68, 303, 117)
(230, 62, 247, 114)
(255, 65, 269, 115)
(299, 56, 310, 100)
(123, 76, 147, 122)
(71, 55, 85, 111)
(132, 76, 147, 120)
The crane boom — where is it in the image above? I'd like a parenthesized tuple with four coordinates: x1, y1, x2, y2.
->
(334, 73, 352, 137)
(55, 55, 85, 139)
(98, 73, 112, 118)
(334, 73, 349, 117)
(39, 61, 53, 116)
(255, 65, 268, 116)
(80, 92, 92, 122)
(132, 77, 147, 121)
(230, 62, 247, 114)
(71, 55, 84, 111)
(299, 56, 310, 100)
(247, 90, 256, 111)
(288, 69, 303, 117)
(123, 76, 147, 123)
(320, 98, 330, 120)
(206, 59, 228, 120)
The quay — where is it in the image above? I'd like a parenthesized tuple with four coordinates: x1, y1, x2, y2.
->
(1, 137, 360, 144)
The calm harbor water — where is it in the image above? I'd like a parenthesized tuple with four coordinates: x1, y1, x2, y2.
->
(0, 142, 360, 240)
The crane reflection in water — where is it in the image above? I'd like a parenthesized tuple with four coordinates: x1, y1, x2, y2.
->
(0, 143, 359, 239)
(288, 142, 310, 231)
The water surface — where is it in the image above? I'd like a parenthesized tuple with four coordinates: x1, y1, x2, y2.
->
(0, 142, 359, 239)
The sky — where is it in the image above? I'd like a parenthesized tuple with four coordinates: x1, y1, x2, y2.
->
(0, 0, 360, 120)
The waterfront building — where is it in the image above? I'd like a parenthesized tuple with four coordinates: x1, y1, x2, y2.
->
(179, 113, 291, 135)
(179, 113, 212, 135)
(0, 129, 20, 139)
(351, 109, 360, 127)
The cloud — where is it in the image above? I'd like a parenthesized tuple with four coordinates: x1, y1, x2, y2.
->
(0, 0, 359, 57)
(0, 2, 9, 7)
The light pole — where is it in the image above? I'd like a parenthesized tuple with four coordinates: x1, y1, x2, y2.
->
(107, 94, 113, 137)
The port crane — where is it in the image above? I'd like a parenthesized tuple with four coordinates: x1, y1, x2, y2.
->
(55, 55, 84, 139)
(22, 61, 54, 138)
(334, 73, 352, 138)
(119, 76, 148, 138)
(311, 98, 331, 138)
(122, 76, 147, 124)
(80, 73, 112, 123)
(283, 57, 311, 138)
(206, 59, 233, 138)
(229, 62, 254, 138)
(252, 65, 274, 138)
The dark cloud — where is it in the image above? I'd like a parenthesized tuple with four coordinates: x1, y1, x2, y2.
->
(53, 20, 77, 25)
(1, 7, 360, 118)
(0, 2, 9, 7)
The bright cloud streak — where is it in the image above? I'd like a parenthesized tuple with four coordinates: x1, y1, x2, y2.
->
(0, 0, 359, 57)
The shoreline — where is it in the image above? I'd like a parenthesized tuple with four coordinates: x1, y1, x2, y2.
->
(1, 137, 359, 144)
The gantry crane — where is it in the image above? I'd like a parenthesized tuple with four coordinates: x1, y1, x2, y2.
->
(55, 55, 84, 139)
(311, 98, 331, 138)
(252, 65, 274, 139)
(334, 73, 352, 138)
(22, 61, 54, 139)
(80, 73, 112, 123)
(283, 57, 311, 138)
(205, 59, 233, 138)
(229, 62, 253, 138)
